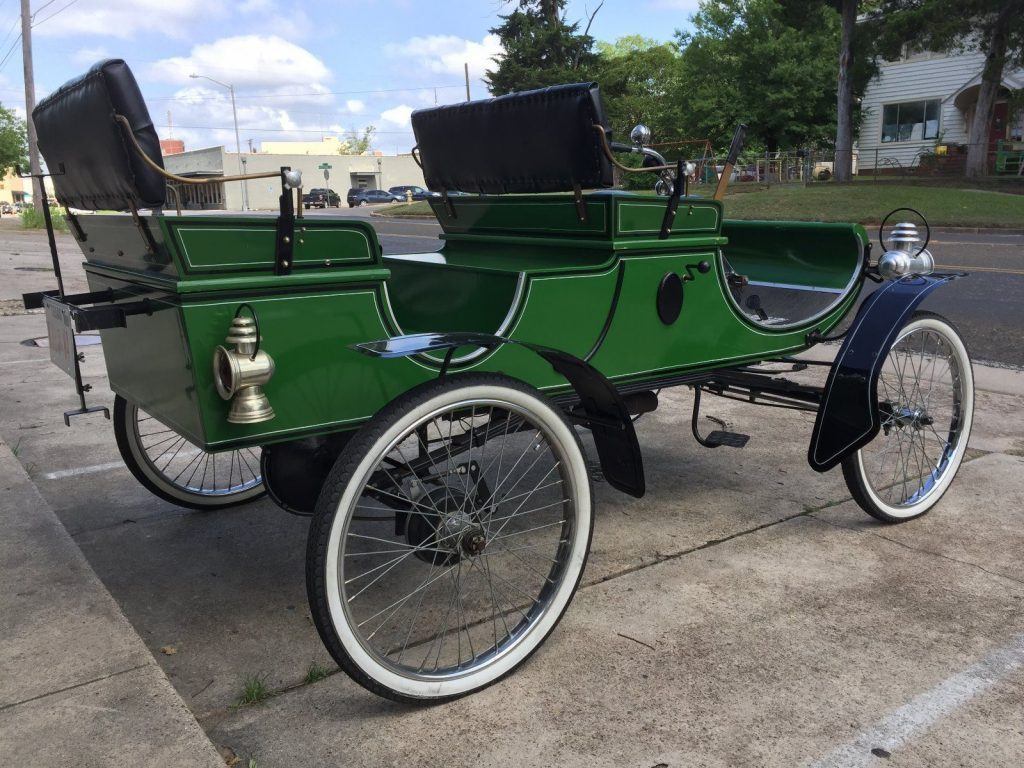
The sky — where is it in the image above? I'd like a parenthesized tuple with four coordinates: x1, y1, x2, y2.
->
(0, 0, 701, 155)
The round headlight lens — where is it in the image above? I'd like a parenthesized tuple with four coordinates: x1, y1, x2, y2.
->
(213, 346, 237, 400)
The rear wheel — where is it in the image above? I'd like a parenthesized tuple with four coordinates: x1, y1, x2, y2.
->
(841, 312, 973, 523)
(113, 395, 265, 510)
(307, 374, 593, 703)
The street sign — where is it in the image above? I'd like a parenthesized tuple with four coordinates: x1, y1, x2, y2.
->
(318, 162, 332, 182)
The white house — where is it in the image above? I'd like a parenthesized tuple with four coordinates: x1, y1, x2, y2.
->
(857, 46, 1024, 173)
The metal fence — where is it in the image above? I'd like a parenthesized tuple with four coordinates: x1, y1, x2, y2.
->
(633, 140, 1024, 192)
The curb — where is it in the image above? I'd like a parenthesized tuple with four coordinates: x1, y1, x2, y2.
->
(0, 440, 223, 767)
(931, 226, 1024, 235)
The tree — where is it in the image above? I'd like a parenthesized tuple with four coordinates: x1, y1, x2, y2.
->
(592, 36, 681, 142)
(779, 0, 878, 181)
(0, 104, 27, 177)
(672, 0, 846, 152)
(485, 0, 602, 94)
(874, 0, 1024, 177)
(340, 125, 375, 155)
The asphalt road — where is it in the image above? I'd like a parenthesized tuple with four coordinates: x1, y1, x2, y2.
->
(318, 206, 1024, 369)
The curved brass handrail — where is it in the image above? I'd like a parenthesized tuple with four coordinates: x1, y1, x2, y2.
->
(592, 124, 676, 174)
(115, 115, 283, 185)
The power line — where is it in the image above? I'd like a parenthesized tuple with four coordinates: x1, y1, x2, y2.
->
(146, 83, 464, 103)
(0, 31, 20, 72)
(157, 123, 414, 136)
(30, 0, 59, 18)
(31, 0, 79, 27)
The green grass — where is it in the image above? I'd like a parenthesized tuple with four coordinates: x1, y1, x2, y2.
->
(379, 200, 434, 217)
(20, 206, 68, 232)
(377, 184, 1023, 228)
(720, 184, 1024, 228)
(303, 661, 330, 685)
(235, 673, 270, 707)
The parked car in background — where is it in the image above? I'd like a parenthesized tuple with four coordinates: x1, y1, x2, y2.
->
(387, 185, 438, 201)
(303, 188, 341, 209)
(347, 188, 401, 207)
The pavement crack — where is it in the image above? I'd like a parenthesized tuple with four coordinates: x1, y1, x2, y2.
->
(616, 632, 656, 651)
(0, 662, 151, 713)
(581, 507, 816, 591)
(810, 514, 1024, 589)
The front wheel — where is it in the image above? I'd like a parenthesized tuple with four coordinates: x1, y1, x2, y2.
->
(841, 312, 974, 523)
(306, 374, 594, 703)
(113, 396, 265, 510)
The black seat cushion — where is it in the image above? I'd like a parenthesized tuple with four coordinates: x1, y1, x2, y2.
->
(32, 59, 165, 211)
(411, 83, 613, 194)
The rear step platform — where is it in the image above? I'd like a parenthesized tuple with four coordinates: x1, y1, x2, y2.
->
(691, 387, 750, 449)
(700, 430, 750, 448)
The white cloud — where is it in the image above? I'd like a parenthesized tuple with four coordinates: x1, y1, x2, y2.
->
(346, 99, 365, 114)
(149, 35, 330, 88)
(384, 34, 503, 80)
(380, 104, 414, 128)
(32, 0, 224, 39)
(72, 46, 110, 66)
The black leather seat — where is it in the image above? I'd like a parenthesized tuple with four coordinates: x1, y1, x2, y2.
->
(32, 59, 165, 211)
(411, 83, 613, 195)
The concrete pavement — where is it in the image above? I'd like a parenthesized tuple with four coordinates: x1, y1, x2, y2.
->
(0, 438, 224, 767)
(2, 219, 1023, 766)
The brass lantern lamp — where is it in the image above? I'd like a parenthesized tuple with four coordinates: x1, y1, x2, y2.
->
(212, 305, 276, 424)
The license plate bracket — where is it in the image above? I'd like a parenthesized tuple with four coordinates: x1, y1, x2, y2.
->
(43, 296, 77, 379)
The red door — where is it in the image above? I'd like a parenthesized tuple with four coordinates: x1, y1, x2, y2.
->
(989, 101, 1008, 171)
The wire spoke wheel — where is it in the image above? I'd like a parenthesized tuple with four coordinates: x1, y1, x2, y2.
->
(307, 375, 592, 702)
(842, 312, 973, 522)
(113, 395, 265, 509)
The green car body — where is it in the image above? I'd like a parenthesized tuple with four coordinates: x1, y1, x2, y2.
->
(79, 189, 867, 451)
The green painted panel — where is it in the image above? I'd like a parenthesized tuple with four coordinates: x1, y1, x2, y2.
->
(185, 289, 433, 447)
(591, 249, 859, 382)
(722, 220, 866, 290)
(85, 272, 203, 443)
(170, 219, 378, 273)
(384, 256, 520, 334)
(430, 196, 610, 237)
(615, 199, 721, 236)
(76, 214, 177, 277)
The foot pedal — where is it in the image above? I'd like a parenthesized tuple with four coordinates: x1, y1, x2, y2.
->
(703, 430, 750, 448)
(691, 386, 751, 449)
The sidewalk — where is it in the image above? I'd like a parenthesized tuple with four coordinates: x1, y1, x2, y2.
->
(0, 439, 223, 767)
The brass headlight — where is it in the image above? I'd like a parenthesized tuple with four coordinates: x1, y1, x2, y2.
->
(212, 312, 275, 424)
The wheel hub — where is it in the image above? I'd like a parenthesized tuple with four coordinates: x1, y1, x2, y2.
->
(461, 528, 487, 556)
(405, 487, 488, 565)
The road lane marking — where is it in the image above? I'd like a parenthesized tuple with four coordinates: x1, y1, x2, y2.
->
(0, 358, 49, 365)
(41, 449, 202, 480)
(935, 264, 1024, 276)
(43, 461, 126, 479)
(808, 633, 1024, 767)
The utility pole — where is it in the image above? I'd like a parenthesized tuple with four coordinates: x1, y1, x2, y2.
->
(464, 62, 471, 102)
(190, 73, 248, 210)
(20, 0, 43, 214)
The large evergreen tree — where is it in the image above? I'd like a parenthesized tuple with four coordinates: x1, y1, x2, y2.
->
(485, 0, 601, 95)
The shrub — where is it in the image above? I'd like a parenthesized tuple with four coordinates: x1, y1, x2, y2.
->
(20, 205, 68, 232)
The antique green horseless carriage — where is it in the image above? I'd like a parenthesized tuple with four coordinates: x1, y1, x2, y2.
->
(26, 61, 974, 702)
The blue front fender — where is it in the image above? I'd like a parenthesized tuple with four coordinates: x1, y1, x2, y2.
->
(808, 273, 963, 472)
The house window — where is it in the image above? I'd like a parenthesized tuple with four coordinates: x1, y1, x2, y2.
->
(881, 99, 941, 142)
